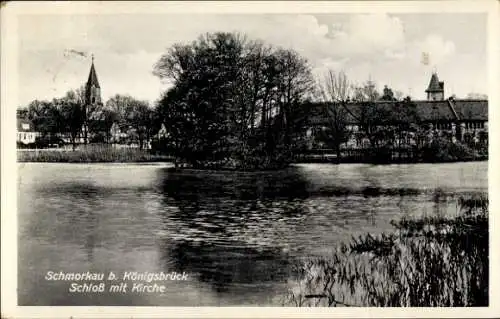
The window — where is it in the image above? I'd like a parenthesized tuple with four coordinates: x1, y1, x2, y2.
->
(92, 97, 96, 104)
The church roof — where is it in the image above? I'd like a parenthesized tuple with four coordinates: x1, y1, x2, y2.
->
(426, 73, 443, 93)
(86, 62, 100, 89)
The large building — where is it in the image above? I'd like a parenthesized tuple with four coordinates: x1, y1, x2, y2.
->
(307, 72, 488, 150)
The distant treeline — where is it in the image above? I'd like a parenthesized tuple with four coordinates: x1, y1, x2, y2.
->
(17, 91, 161, 150)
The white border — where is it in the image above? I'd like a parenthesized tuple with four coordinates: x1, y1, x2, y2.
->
(2, 1, 499, 318)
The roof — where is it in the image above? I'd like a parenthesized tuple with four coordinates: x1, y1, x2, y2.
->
(413, 100, 456, 121)
(17, 118, 35, 132)
(426, 73, 444, 93)
(307, 99, 488, 125)
(86, 62, 100, 89)
(452, 99, 488, 121)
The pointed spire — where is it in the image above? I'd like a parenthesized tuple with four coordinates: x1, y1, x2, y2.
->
(85, 55, 102, 105)
(86, 55, 100, 89)
(426, 72, 442, 93)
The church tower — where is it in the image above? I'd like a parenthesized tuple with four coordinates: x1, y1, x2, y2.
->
(85, 55, 101, 106)
(82, 55, 102, 144)
(425, 72, 444, 101)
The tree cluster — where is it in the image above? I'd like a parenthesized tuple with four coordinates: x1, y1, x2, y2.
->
(17, 89, 158, 150)
(315, 70, 421, 162)
(153, 32, 314, 169)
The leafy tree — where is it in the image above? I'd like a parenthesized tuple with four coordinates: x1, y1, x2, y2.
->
(59, 99, 85, 150)
(380, 85, 397, 101)
(155, 88, 191, 165)
(37, 100, 63, 139)
(65, 85, 95, 144)
(105, 94, 137, 126)
(124, 100, 155, 150)
(17, 107, 28, 119)
(153, 32, 314, 169)
(88, 108, 117, 144)
(25, 100, 49, 133)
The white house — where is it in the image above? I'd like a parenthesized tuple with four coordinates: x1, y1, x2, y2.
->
(17, 119, 38, 145)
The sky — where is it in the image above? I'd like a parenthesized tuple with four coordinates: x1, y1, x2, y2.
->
(17, 13, 487, 106)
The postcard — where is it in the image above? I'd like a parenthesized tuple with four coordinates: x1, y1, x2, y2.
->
(1, 1, 499, 318)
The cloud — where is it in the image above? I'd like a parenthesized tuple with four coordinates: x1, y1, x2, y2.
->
(329, 14, 406, 58)
(412, 34, 456, 66)
(17, 13, 484, 105)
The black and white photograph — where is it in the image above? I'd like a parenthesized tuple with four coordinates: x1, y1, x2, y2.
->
(1, 1, 499, 317)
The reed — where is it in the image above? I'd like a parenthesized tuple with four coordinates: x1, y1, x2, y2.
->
(283, 194, 488, 307)
(17, 144, 171, 163)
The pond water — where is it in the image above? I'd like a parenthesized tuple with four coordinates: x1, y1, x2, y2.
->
(17, 162, 487, 306)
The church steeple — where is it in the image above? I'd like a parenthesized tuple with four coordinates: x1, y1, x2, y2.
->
(85, 55, 101, 105)
(425, 72, 444, 101)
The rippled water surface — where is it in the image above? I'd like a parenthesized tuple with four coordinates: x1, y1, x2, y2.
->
(17, 162, 487, 306)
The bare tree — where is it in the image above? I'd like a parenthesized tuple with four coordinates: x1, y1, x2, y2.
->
(64, 86, 86, 105)
(394, 90, 405, 101)
(465, 92, 488, 100)
(316, 70, 352, 163)
(351, 80, 379, 102)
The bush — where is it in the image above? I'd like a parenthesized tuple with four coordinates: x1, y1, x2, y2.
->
(32, 136, 65, 148)
(419, 137, 476, 162)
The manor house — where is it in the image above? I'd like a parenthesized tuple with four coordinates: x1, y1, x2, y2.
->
(307, 73, 488, 150)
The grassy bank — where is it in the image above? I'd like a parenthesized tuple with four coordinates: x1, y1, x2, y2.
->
(17, 144, 173, 163)
(283, 194, 488, 307)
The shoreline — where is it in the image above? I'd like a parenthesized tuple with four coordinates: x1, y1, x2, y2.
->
(17, 156, 488, 166)
(16, 147, 487, 167)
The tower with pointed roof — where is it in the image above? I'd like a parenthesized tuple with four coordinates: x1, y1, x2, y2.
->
(85, 54, 101, 106)
(425, 72, 444, 101)
(82, 55, 102, 144)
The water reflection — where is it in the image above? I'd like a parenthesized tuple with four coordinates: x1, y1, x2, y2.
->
(165, 241, 290, 293)
(155, 168, 309, 293)
(17, 162, 488, 306)
(156, 167, 311, 200)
